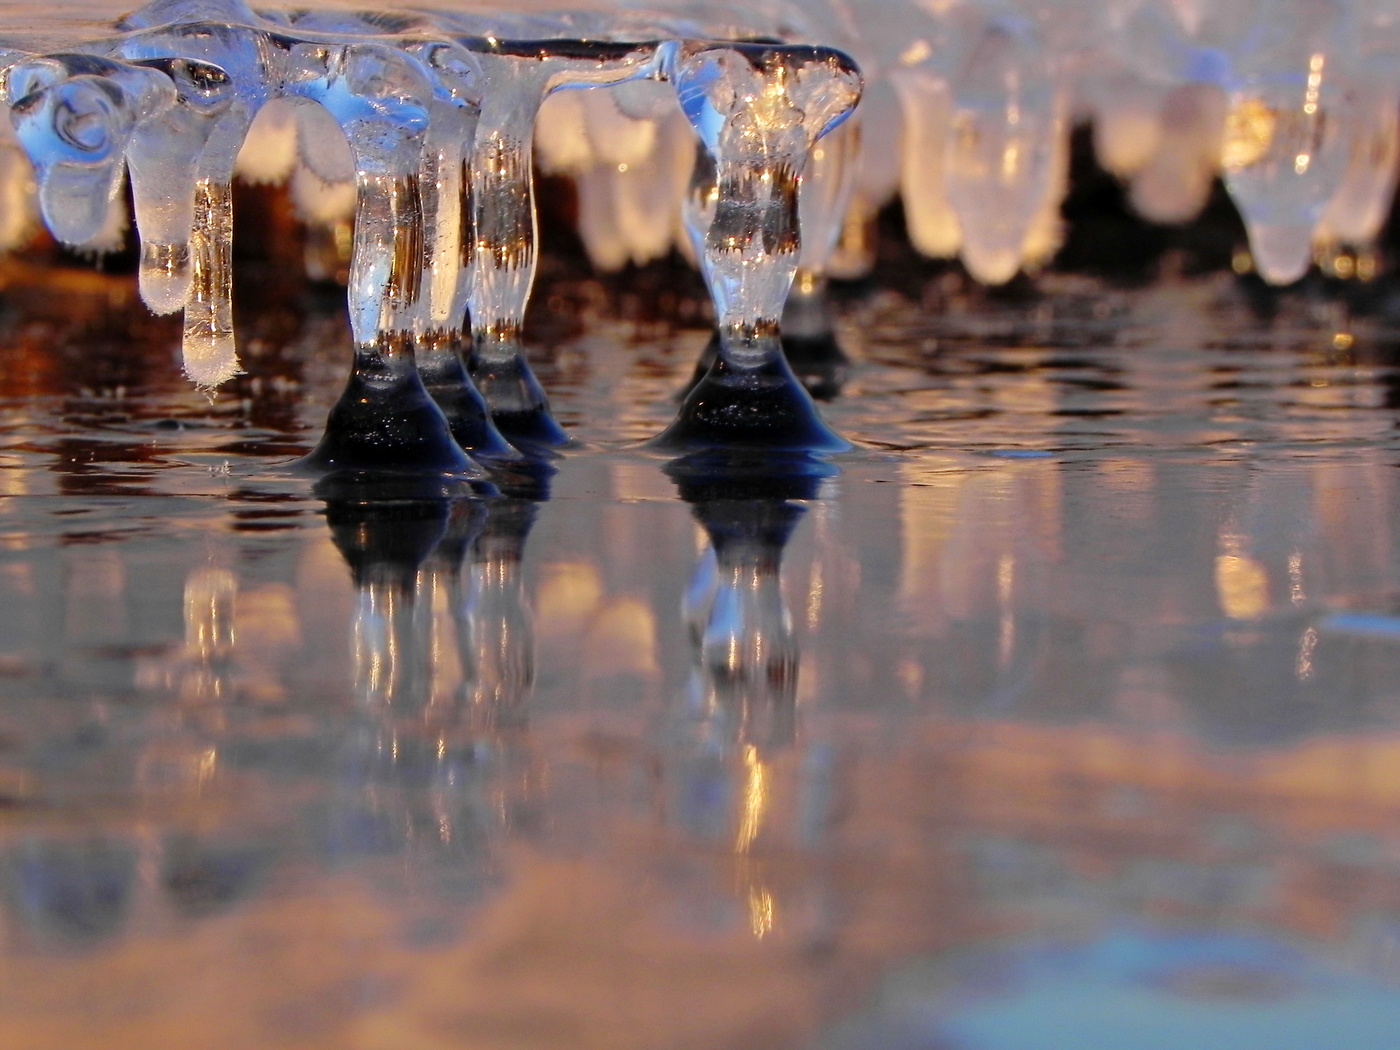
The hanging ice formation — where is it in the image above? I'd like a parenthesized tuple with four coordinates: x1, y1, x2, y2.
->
(0, 0, 864, 468)
(6, 1, 1396, 470)
(656, 40, 860, 452)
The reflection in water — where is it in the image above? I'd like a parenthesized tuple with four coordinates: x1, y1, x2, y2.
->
(665, 450, 835, 939)
(316, 467, 548, 891)
(8, 274, 1400, 1045)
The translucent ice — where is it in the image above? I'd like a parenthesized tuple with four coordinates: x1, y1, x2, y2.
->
(1221, 0, 1358, 284)
(943, 15, 1060, 286)
(1316, 77, 1400, 250)
(126, 57, 236, 319)
(2, 53, 173, 247)
(658, 40, 860, 452)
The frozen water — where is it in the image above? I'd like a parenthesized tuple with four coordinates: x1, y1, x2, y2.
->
(1220, 0, 1358, 284)
(2, 0, 1400, 473)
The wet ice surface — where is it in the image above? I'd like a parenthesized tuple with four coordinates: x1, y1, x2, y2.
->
(4, 264, 1400, 1047)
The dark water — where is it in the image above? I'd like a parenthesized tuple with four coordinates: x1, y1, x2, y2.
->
(3, 260, 1400, 1048)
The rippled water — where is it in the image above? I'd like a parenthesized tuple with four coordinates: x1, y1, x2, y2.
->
(4, 258, 1400, 1048)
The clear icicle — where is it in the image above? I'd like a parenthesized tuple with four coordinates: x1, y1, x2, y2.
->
(658, 41, 860, 452)
(463, 40, 659, 447)
(126, 57, 236, 316)
(182, 177, 238, 388)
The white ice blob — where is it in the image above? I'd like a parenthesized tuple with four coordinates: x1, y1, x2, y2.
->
(943, 17, 1060, 285)
(893, 70, 960, 259)
(1129, 82, 1227, 225)
(1221, 0, 1359, 284)
(1315, 78, 1400, 250)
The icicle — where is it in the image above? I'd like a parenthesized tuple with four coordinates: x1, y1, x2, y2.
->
(409, 42, 517, 461)
(462, 38, 660, 449)
(182, 177, 237, 387)
(111, 15, 291, 388)
(656, 41, 860, 453)
(943, 19, 1058, 286)
(784, 114, 859, 400)
(892, 71, 960, 259)
(1315, 81, 1400, 251)
(1220, 0, 1358, 285)
(125, 56, 236, 318)
(295, 42, 481, 479)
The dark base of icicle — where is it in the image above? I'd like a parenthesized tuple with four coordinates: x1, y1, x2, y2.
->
(299, 366, 488, 480)
(468, 352, 571, 451)
(418, 352, 520, 462)
(781, 329, 849, 401)
(653, 352, 851, 455)
(681, 329, 849, 403)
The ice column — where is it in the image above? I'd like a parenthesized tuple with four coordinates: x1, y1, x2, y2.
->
(657, 42, 861, 453)
(294, 42, 481, 478)
(406, 43, 517, 461)
(460, 38, 660, 449)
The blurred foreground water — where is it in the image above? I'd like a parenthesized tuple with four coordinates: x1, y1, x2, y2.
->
(3, 247, 1400, 1047)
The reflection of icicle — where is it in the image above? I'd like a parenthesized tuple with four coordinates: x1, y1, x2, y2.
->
(463, 535, 535, 711)
(182, 178, 239, 389)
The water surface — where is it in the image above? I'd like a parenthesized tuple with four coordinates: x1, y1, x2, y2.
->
(3, 263, 1400, 1047)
